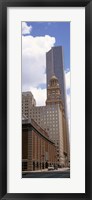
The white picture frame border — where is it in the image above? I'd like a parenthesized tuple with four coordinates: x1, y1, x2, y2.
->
(7, 7, 85, 193)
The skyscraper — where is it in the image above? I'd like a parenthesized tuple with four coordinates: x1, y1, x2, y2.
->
(46, 46, 66, 111)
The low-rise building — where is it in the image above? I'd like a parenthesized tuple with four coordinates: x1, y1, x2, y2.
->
(22, 118, 57, 171)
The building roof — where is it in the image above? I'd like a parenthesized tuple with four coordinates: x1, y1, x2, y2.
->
(51, 75, 58, 80)
(22, 118, 55, 144)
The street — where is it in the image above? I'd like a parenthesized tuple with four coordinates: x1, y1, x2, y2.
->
(22, 168, 70, 178)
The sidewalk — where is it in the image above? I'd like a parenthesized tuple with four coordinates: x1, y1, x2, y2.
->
(22, 167, 69, 174)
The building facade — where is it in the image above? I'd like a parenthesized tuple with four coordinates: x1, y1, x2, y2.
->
(46, 46, 70, 163)
(22, 118, 57, 171)
(29, 76, 68, 167)
(22, 91, 36, 119)
(22, 76, 69, 167)
(46, 46, 66, 108)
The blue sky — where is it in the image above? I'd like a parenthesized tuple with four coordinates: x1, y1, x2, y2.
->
(25, 22, 70, 71)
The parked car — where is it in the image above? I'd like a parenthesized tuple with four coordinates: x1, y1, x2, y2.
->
(48, 165, 54, 171)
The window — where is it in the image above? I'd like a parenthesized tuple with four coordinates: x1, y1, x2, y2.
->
(22, 162, 27, 171)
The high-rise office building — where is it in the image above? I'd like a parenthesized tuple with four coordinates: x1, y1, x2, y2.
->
(46, 46, 66, 111)
(46, 75, 68, 166)
(22, 91, 36, 119)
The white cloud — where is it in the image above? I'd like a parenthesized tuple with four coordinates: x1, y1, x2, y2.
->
(22, 34, 55, 94)
(29, 87, 47, 106)
(22, 22, 32, 35)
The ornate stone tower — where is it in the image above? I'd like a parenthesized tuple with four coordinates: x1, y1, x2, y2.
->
(46, 75, 69, 167)
(46, 75, 63, 107)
